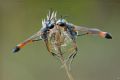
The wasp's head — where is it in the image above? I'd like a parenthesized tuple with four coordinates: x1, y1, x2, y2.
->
(56, 19, 67, 26)
(45, 20, 55, 29)
(42, 10, 57, 29)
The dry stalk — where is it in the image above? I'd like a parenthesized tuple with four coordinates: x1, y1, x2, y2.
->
(59, 55, 74, 80)
(51, 25, 75, 80)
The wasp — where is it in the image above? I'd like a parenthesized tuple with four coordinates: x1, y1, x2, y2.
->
(53, 16, 112, 68)
(13, 10, 112, 68)
(13, 11, 56, 53)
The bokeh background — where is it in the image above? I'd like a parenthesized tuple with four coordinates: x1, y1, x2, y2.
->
(1, 0, 120, 80)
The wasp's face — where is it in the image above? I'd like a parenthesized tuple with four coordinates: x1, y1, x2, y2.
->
(45, 20, 55, 29)
(56, 19, 67, 27)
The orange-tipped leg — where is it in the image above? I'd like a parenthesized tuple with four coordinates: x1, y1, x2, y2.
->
(13, 42, 27, 53)
(105, 33, 112, 39)
(99, 32, 112, 39)
(13, 46, 21, 53)
(13, 39, 33, 53)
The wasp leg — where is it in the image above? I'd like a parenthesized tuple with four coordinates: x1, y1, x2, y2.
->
(61, 49, 78, 70)
(32, 38, 42, 42)
(75, 26, 112, 39)
(13, 37, 42, 53)
(68, 50, 77, 70)
(65, 40, 78, 70)
(62, 47, 78, 70)
(77, 32, 88, 36)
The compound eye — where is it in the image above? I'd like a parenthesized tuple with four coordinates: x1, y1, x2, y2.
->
(49, 24, 54, 29)
(57, 22, 66, 26)
(47, 23, 54, 29)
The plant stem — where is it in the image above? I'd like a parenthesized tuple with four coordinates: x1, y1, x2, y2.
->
(59, 56, 74, 80)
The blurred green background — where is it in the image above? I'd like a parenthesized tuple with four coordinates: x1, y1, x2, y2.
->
(1, 0, 120, 80)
